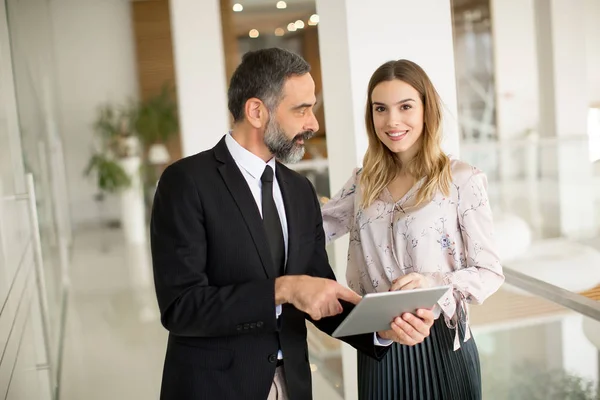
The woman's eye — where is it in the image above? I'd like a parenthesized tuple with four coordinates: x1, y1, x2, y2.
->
(374, 106, 386, 112)
(401, 104, 412, 111)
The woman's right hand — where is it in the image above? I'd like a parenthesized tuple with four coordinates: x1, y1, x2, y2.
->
(377, 308, 434, 346)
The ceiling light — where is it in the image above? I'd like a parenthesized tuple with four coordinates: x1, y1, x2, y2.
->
(249, 29, 259, 38)
(274, 27, 285, 36)
(276, 1, 287, 9)
(232, 3, 243, 12)
(287, 22, 297, 32)
(308, 14, 319, 25)
(294, 20, 305, 29)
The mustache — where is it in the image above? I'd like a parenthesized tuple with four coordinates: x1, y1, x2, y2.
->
(294, 130, 315, 141)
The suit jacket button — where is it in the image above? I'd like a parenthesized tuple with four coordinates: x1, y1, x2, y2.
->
(257, 321, 264, 328)
(243, 323, 250, 330)
(250, 323, 257, 329)
(268, 354, 277, 364)
(236, 325, 242, 331)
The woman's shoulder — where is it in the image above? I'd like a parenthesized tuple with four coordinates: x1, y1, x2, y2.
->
(449, 158, 486, 186)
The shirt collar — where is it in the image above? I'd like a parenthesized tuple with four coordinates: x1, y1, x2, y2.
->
(225, 133, 276, 180)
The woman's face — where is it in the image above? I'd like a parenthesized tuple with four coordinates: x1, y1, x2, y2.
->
(370, 79, 424, 158)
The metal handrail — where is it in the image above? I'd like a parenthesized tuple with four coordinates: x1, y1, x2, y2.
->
(504, 267, 600, 321)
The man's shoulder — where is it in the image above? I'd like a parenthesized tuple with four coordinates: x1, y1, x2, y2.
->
(158, 149, 218, 190)
(165, 148, 217, 176)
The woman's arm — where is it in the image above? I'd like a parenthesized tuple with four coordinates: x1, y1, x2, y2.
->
(321, 168, 360, 244)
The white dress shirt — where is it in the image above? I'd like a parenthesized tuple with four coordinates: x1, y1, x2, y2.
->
(225, 134, 391, 358)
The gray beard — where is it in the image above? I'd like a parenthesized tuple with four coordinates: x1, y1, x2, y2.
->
(263, 118, 314, 164)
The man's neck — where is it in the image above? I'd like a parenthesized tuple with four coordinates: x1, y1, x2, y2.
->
(231, 126, 273, 162)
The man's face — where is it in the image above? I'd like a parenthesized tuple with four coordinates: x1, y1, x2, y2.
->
(264, 73, 319, 164)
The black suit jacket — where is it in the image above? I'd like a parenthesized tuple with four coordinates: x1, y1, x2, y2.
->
(150, 136, 388, 400)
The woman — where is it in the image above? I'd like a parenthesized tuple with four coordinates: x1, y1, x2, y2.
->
(322, 60, 504, 399)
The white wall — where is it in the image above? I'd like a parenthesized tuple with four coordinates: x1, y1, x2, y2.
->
(50, 0, 139, 227)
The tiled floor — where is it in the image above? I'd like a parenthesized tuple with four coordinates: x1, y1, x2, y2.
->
(59, 227, 342, 399)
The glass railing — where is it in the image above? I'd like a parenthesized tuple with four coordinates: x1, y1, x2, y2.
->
(305, 266, 600, 400)
(475, 268, 600, 400)
(460, 133, 600, 244)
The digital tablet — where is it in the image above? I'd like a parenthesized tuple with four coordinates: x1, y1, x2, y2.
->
(332, 286, 451, 338)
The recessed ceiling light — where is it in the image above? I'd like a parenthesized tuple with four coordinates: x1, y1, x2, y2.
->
(232, 3, 243, 12)
(287, 22, 297, 32)
(294, 20, 305, 29)
(308, 14, 319, 25)
(274, 27, 285, 36)
(249, 29, 259, 38)
(276, 1, 287, 9)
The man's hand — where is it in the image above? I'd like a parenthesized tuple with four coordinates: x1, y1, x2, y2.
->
(389, 272, 430, 291)
(275, 276, 361, 320)
(377, 308, 434, 346)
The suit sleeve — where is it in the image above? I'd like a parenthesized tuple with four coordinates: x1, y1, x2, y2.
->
(150, 163, 277, 338)
(303, 178, 389, 361)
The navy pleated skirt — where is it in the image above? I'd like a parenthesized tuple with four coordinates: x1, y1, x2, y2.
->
(357, 317, 481, 400)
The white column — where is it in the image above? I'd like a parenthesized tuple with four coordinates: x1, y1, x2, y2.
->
(170, 0, 230, 157)
(491, 0, 539, 141)
(586, 0, 600, 107)
(316, 1, 459, 398)
(491, 0, 539, 189)
(535, 0, 595, 239)
(490, 0, 542, 229)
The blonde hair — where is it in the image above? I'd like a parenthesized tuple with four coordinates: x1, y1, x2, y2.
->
(360, 60, 452, 208)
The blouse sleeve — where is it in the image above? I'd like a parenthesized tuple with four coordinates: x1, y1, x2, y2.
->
(321, 168, 360, 245)
(427, 168, 505, 349)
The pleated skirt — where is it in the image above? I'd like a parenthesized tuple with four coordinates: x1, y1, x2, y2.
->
(357, 318, 481, 400)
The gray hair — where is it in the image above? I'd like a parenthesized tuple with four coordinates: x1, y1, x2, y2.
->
(227, 48, 311, 122)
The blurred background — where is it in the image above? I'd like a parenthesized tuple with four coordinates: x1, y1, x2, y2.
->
(1, 0, 600, 398)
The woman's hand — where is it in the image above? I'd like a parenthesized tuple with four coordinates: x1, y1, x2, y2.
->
(390, 272, 430, 291)
(377, 309, 434, 346)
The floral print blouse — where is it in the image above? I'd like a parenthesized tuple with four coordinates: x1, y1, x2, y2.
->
(322, 159, 505, 350)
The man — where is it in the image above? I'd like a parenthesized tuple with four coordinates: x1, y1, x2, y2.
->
(150, 48, 434, 400)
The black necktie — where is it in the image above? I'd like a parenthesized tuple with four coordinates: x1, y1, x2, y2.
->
(261, 166, 285, 277)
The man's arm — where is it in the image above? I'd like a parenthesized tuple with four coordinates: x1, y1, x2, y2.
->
(151, 163, 278, 338)
(300, 179, 390, 360)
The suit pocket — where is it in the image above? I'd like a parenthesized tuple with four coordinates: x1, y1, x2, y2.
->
(170, 341, 234, 371)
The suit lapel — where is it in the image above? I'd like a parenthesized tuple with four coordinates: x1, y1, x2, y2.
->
(214, 138, 275, 279)
(276, 164, 300, 276)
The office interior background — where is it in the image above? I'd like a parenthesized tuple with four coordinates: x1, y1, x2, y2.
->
(1, 0, 600, 398)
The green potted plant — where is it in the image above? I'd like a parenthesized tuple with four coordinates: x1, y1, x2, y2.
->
(85, 103, 145, 243)
(133, 83, 178, 147)
(132, 83, 179, 205)
(85, 83, 179, 241)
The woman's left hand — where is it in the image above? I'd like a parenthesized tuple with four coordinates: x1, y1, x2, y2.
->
(390, 272, 430, 291)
